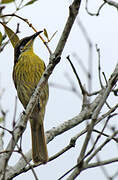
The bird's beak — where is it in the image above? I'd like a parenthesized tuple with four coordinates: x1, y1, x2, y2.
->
(30, 31, 43, 40)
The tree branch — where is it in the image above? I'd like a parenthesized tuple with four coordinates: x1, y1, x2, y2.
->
(0, 0, 82, 179)
(104, 0, 118, 8)
(66, 63, 118, 180)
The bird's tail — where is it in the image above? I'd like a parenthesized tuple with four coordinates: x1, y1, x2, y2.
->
(30, 116, 48, 164)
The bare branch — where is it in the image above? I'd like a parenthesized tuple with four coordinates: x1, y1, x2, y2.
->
(96, 44, 103, 88)
(0, 1, 82, 178)
(16, 144, 39, 180)
(103, 0, 118, 8)
(66, 130, 118, 180)
(86, 130, 118, 164)
(0, 14, 52, 55)
(85, 0, 106, 16)
(4, 102, 118, 179)
(85, 157, 118, 170)
(67, 55, 86, 95)
(66, 63, 118, 179)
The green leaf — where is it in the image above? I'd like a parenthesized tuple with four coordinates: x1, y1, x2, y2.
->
(0, 32, 2, 45)
(1, 0, 14, 4)
(0, 22, 19, 48)
(0, 117, 4, 123)
(24, 0, 38, 6)
(44, 28, 49, 41)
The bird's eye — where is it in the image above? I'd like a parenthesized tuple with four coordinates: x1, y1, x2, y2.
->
(19, 45, 24, 52)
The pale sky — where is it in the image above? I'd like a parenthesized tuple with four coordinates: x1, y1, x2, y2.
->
(0, 0, 118, 179)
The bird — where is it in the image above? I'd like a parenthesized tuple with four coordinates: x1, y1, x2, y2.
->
(13, 31, 49, 164)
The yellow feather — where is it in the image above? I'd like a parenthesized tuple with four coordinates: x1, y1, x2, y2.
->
(13, 50, 48, 108)
(13, 34, 49, 164)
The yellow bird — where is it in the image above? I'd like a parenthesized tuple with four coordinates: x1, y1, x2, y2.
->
(13, 31, 49, 164)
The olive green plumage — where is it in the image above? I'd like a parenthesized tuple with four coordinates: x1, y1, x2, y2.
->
(13, 32, 49, 164)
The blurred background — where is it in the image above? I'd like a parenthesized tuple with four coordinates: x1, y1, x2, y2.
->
(0, 0, 118, 179)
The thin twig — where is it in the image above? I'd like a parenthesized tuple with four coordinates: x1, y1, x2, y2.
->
(12, 96, 18, 128)
(16, 144, 39, 180)
(85, 0, 106, 16)
(0, 1, 82, 178)
(66, 63, 118, 179)
(0, 125, 12, 134)
(96, 44, 103, 88)
(84, 157, 118, 170)
(82, 114, 112, 161)
(93, 129, 118, 143)
(0, 14, 52, 55)
(103, 0, 118, 8)
(86, 130, 118, 164)
(67, 55, 86, 95)
(6, 103, 118, 178)
(63, 130, 118, 180)
(102, 72, 108, 86)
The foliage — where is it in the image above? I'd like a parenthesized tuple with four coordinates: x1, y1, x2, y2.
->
(0, 0, 118, 180)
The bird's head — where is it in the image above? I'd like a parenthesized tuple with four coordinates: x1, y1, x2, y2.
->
(14, 31, 42, 64)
